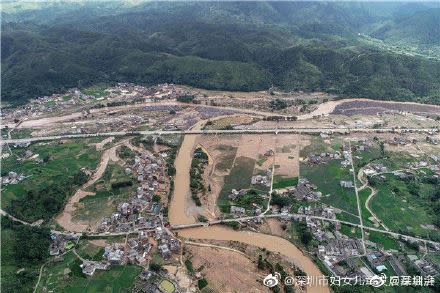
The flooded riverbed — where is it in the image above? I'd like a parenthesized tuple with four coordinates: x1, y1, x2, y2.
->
(168, 133, 199, 225)
(168, 120, 329, 292)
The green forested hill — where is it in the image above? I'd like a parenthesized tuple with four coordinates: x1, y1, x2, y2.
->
(372, 8, 440, 46)
(2, 1, 440, 104)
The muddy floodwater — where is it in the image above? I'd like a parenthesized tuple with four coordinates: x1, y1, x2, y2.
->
(168, 133, 199, 225)
(169, 122, 329, 293)
(179, 226, 329, 293)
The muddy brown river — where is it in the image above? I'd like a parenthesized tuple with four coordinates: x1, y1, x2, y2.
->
(169, 121, 329, 293)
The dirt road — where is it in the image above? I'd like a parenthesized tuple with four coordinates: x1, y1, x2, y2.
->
(55, 138, 130, 232)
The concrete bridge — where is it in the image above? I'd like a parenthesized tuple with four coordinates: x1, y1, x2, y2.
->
(170, 213, 440, 246)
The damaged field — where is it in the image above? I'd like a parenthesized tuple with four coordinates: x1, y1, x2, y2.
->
(192, 133, 301, 215)
(185, 244, 269, 293)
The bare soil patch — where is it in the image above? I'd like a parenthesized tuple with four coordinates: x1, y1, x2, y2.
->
(274, 134, 300, 178)
(265, 218, 287, 238)
(186, 245, 269, 293)
(194, 134, 240, 219)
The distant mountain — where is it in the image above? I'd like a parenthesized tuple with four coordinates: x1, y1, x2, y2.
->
(2, 1, 440, 105)
(372, 8, 440, 46)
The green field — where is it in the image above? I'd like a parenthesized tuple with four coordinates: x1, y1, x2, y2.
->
(75, 240, 105, 262)
(256, 154, 268, 166)
(74, 163, 136, 223)
(365, 230, 400, 251)
(272, 176, 298, 189)
(159, 279, 176, 293)
(373, 151, 436, 171)
(233, 191, 268, 211)
(81, 84, 109, 98)
(339, 224, 362, 239)
(36, 252, 141, 293)
(369, 174, 440, 240)
(336, 210, 360, 225)
(1, 140, 99, 207)
(351, 143, 383, 170)
(214, 145, 238, 171)
(218, 156, 256, 213)
(1, 139, 101, 221)
(299, 138, 332, 158)
(357, 187, 376, 227)
(301, 159, 358, 214)
(10, 128, 34, 139)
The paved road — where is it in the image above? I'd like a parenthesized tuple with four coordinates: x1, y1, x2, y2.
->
(263, 134, 277, 215)
(1, 127, 438, 145)
(3, 205, 439, 246)
(170, 213, 440, 246)
(348, 141, 367, 254)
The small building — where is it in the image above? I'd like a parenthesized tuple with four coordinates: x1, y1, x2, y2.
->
(340, 181, 354, 188)
(376, 265, 387, 273)
(230, 206, 245, 216)
(264, 149, 274, 157)
(158, 244, 171, 259)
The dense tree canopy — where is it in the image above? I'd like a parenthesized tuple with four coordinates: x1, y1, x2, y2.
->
(2, 1, 440, 105)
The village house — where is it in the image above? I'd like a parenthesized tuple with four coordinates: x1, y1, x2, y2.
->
(49, 233, 79, 256)
(340, 180, 354, 188)
(228, 189, 248, 200)
(81, 261, 110, 276)
(104, 244, 125, 265)
(289, 178, 321, 201)
(230, 206, 246, 217)
(251, 175, 270, 187)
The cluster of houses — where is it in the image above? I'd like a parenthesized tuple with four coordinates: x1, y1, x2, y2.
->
(306, 152, 341, 165)
(294, 205, 341, 240)
(363, 163, 388, 176)
(97, 152, 167, 233)
(290, 204, 376, 278)
(364, 159, 440, 181)
(388, 135, 439, 146)
(49, 233, 80, 256)
(81, 227, 181, 277)
(155, 227, 181, 259)
(228, 189, 266, 217)
(81, 261, 111, 276)
(2, 83, 183, 123)
(285, 178, 321, 202)
(305, 149, 348, 165)
(0, 171, 26, 186)
(291, 200, 440, 281)
(318, 235, 363, 264)
(230, 204, 265, 218)
(322, 248, 388, 279)
(320, 237, 440, 281)
(251, 169, 272, 187)
(426, 136, 439, 145)
(230, 206, 247, 217)
(310, 217, 394, 279)
(228, 189, 248, 201)
(340, 180, 354, 188)
(414, 259, 439, 276)
(79, 147, 182, 277)
(389, 136, 417, 146)
(106, 83, 178, 102)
